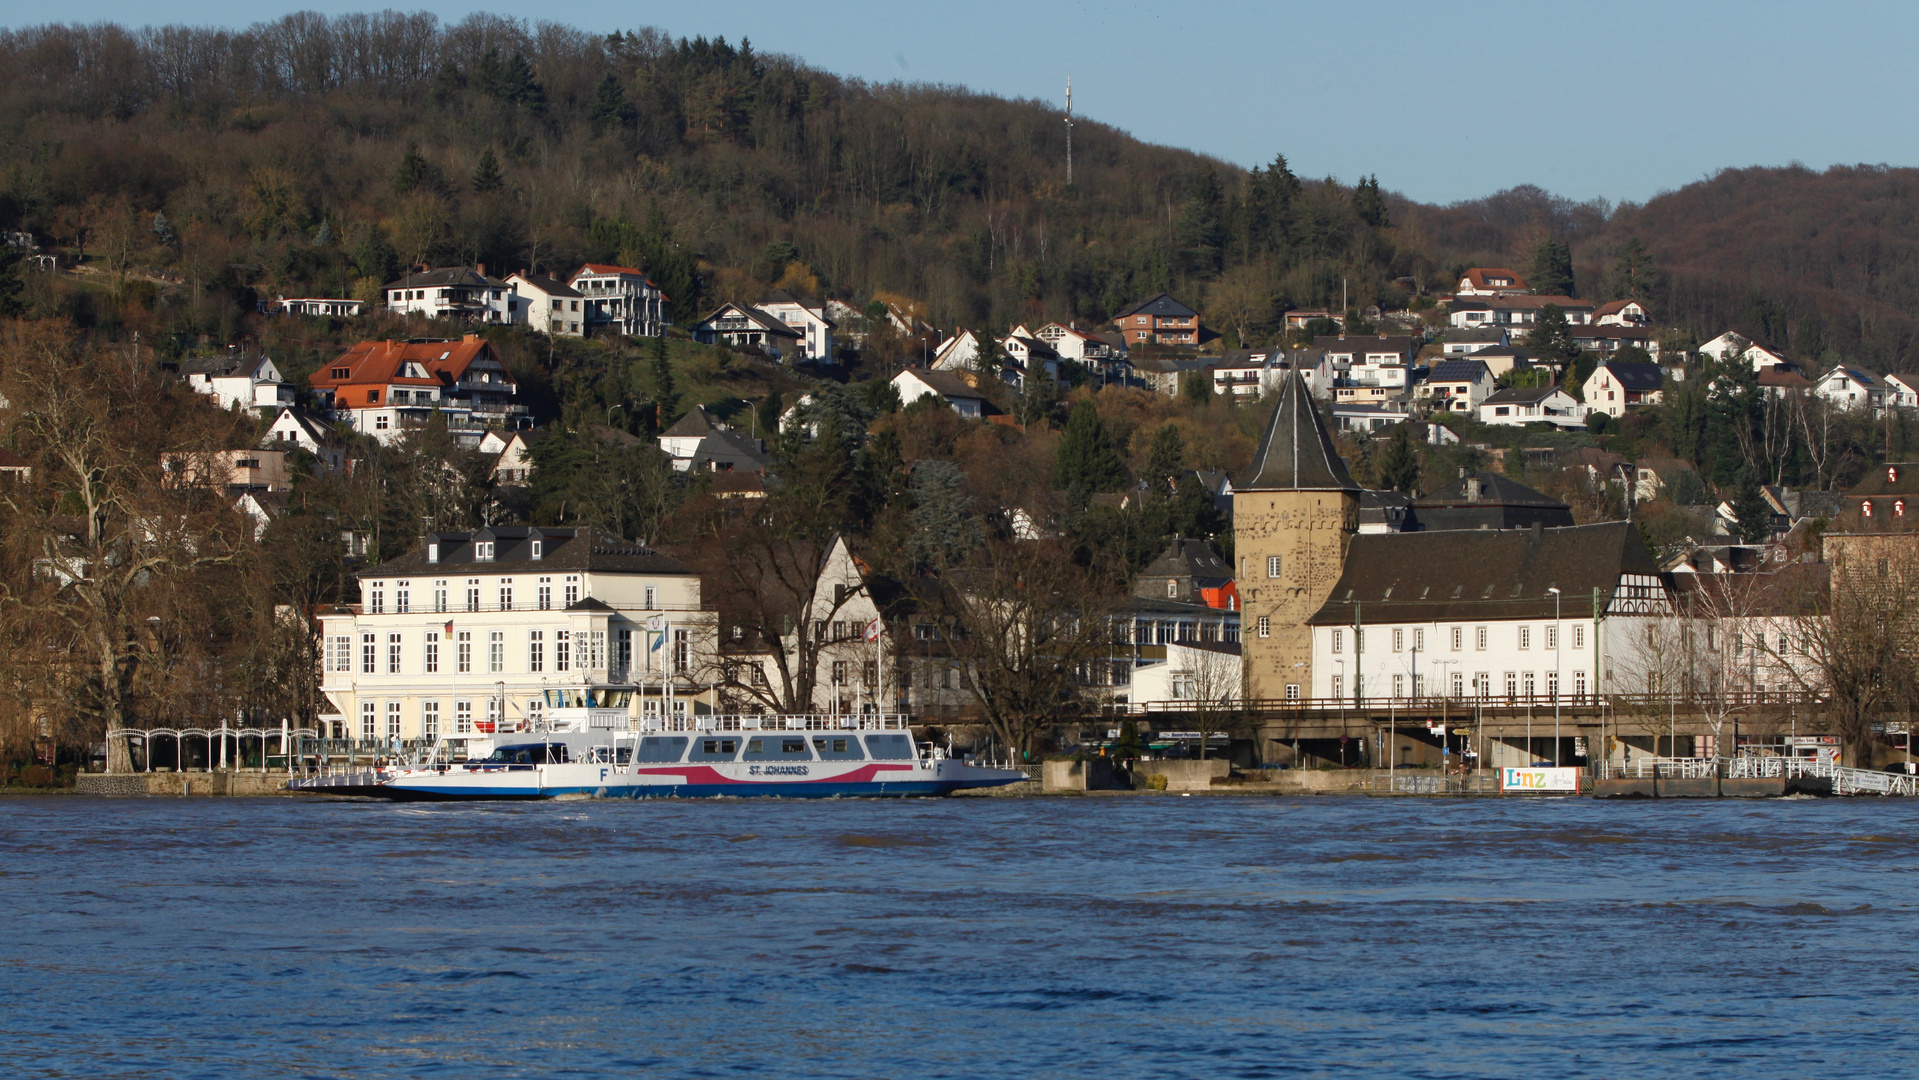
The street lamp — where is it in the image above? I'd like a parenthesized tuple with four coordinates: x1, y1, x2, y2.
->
(1548, 588, 1562, 768)
(1433, 657, 1459, 775)
(1334, 658, 1346, 766)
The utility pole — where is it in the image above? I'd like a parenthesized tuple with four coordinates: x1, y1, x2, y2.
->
(1063, 76, 1076, 187)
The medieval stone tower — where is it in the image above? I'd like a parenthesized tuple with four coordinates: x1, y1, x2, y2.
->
(1234, 371, 1359, 702)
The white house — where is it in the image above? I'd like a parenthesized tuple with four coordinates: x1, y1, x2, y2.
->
(1419, 359, 1496, 412)
(658, 406, 722, 468)
(1455, 268, 1530, 297)
(1128, 641, 1242, 707)
(180, 351, 295, 414)
(1592, 299, 1650, 326)
(755, 289, 836, 363)
(505, 272, 585, 337)
(1477, 386, 1587, 429)
(1583, 361, 1665, 418)
(1882, 373, 1919, 410)
(1448, 296, 1595, 336)
(1699, 331, 1792, 372)
(1001, 329, 1061, 386)
(930, 329, 991, 372)
(891, 368, 987, 418)
(1442, 327, 1509, 356)
(490, 431, 535, 485)
(1815, 365, 1887, 413)
(261, 406, 347, 474)
(384, 266, 520, 324)
(1035, 322, 1126, 369)
(267, 297, 365, 318)
(316, 527, 717, 741)
(569, 263, 667, 338)
(691, 303, 804, 358)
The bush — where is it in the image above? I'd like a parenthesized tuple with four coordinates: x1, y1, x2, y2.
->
(1145, 773, 1169, 791)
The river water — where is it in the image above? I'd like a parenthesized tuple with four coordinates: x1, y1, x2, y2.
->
(6, 794, 1919, 1078)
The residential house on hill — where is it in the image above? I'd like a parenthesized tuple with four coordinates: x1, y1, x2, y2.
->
(690, 303, 804, 359)
(1700, 331, 1794, 372)
(659, 406, 720, 466)
(1035, 322, 1127, 372)
(756, 289, 836, 363)
(1592, 299, 1650, 326)
(384, 266, 519, 324)
(262, 406, 347, 474)
(1584, 361, 1665, 418)
(930, 329, 991, 373)
(1883, 373, 1919, 410)
(505, 272, 584, 337)
(180, 350, 295, 414)
(1449, 295, 1595, 336)
(1442, 327, 1509, 355)
(1462, 344, 1535, 378)
(1419, 358, 1496, 412)
(1477, 385, 1586, 429)
(1572, 324, 1661, 359)
(1816, 365, 1887, 413)
(1114, 293, 1202, 346)
(569, 263, 667, 338)
(1758, 367, 1814, 398)
(1000, 329, 1061, 385)
(891, 368, 988, 418)
(267, 297, 365, 318)
(1316, 335, 1416, 367)
(490, 431, 535, 485)
(1455, 267, 1530, 297)
(309, 336, 524, 444)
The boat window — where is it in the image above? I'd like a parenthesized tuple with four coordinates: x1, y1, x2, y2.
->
(812, 737, 864, 761)
(482, 743, 568, 765)
(864, 734, 914, 761)
(636, 736, 687, 763)
(744, 737, 814, 760)
(599, 689, 633, 708)
(688, 738, 740, 761)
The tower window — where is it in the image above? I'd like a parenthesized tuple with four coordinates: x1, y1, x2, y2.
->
(1267, 556, 1282, 578)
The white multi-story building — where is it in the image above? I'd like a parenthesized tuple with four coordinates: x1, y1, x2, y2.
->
(384, 266, 520, 324)
(756, 290, 836, 362)
(506, 272, 585, 337)
(316, 527, 717, 743)
(569, 263, 667, 338)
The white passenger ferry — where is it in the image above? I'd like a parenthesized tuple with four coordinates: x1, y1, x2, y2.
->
(290, 684, 1028, 800)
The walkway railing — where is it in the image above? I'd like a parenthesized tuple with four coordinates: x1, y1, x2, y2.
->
(1599, 754, 1919, 795)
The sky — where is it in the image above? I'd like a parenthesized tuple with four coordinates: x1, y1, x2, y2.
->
(5, 0, 1910, 207)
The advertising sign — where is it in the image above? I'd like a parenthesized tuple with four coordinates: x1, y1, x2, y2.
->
(1501, 767, 1580, 793)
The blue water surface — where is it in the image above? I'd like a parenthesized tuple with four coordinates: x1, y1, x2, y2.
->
(4, 793, 1918, 1078)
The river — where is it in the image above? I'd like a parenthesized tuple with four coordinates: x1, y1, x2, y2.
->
(5, 794, 1918, 1077)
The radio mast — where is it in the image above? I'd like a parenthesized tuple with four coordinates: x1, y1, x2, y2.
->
(1064, 76, 1076, 186)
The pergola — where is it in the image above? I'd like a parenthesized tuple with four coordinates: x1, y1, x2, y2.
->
(105, 723, 319, 774)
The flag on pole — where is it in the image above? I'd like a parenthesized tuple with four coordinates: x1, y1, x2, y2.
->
(444, 620, 454, 639)
(647, 615, 667, 651)
(863, 618, 881, 642)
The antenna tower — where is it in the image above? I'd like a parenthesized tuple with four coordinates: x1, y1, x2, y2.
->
(1064, 76, 1076, 186)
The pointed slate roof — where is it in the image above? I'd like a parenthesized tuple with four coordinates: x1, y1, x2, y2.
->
(1236, 370, 1358, 492)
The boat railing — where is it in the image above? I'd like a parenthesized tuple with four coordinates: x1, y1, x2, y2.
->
(635, 713, 914, 734)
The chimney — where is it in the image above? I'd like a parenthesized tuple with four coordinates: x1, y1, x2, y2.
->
(1465, 477, 1482, 502)
(475, 262, 486, 277)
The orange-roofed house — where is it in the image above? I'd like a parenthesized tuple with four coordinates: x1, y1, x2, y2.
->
(310, 335, 525, 444)
(568, 263, 667, 338)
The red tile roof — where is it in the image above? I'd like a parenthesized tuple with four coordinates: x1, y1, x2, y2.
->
(310, 336, 512, 393)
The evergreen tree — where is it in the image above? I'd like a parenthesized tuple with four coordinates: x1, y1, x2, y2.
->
(757, 390, 782, 438)
(972, 331, 1001, 376)
(1529, 235, 1575, 297)
(649, 335, 679, 429)
(589, 73, 637, 134)
(1143, 423, 1185, 499)
(1532, 304, 1582, 392)
(1179, 369, 1211, 404)
(1017, 367, 1057, 427)
(150, 211, 174, 246)
(392, 142, 446, 197)
(471, 147, 504, 193)
(1352, 174, 1390, 229)
(1375, 422, 1421, 494)
(1731, 470, 1774, 542)
(905, 460, 979, 571)
(1607, 237, 1656, 300)
(1176, 168, 1225, 275)
(476, 48, 546, 112)
(1246, 153, 1301, 257)
(1054, 398, 1126, 505)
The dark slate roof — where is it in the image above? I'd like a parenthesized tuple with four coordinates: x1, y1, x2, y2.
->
(1114, 293, 1198, 319)
(1445, 328, 1508, 344)
(690, 429, 771, 473)
(1313, 335, 1415, 357)
(1236, 370, 1358, 492)
(1429, 359, 1492, 382)
(384, 266, 509, 290)
(359, 527, 690, 578)
(660, 405, 717, 439)
(513, 273, 582, 298)
(1139, 539, 1231, 582)
(1416, 471, 1567, 510)
(1840, 462, 1919, 498)
(1596, 361, 1665, 391)
(1481, 386, 1569, 406)
(694, 303, 804, 339)
(180, 353, 265, 377)
(1308, 521, 1657, 624)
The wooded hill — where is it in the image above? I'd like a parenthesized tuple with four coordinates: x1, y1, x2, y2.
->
(1, 13, 1917, 373)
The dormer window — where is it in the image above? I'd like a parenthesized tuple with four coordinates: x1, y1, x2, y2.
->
(427, 542, 439, 564)
(475, 541, 495, 561)
(530, 539, 543, 560)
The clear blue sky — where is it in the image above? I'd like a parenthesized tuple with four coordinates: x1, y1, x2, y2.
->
(7, 0, 1907, 206)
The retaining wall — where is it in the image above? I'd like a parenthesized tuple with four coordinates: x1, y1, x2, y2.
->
(75, 772, 299, 797)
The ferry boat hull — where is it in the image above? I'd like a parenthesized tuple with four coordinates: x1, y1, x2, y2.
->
(320, 760, 1022, 801)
